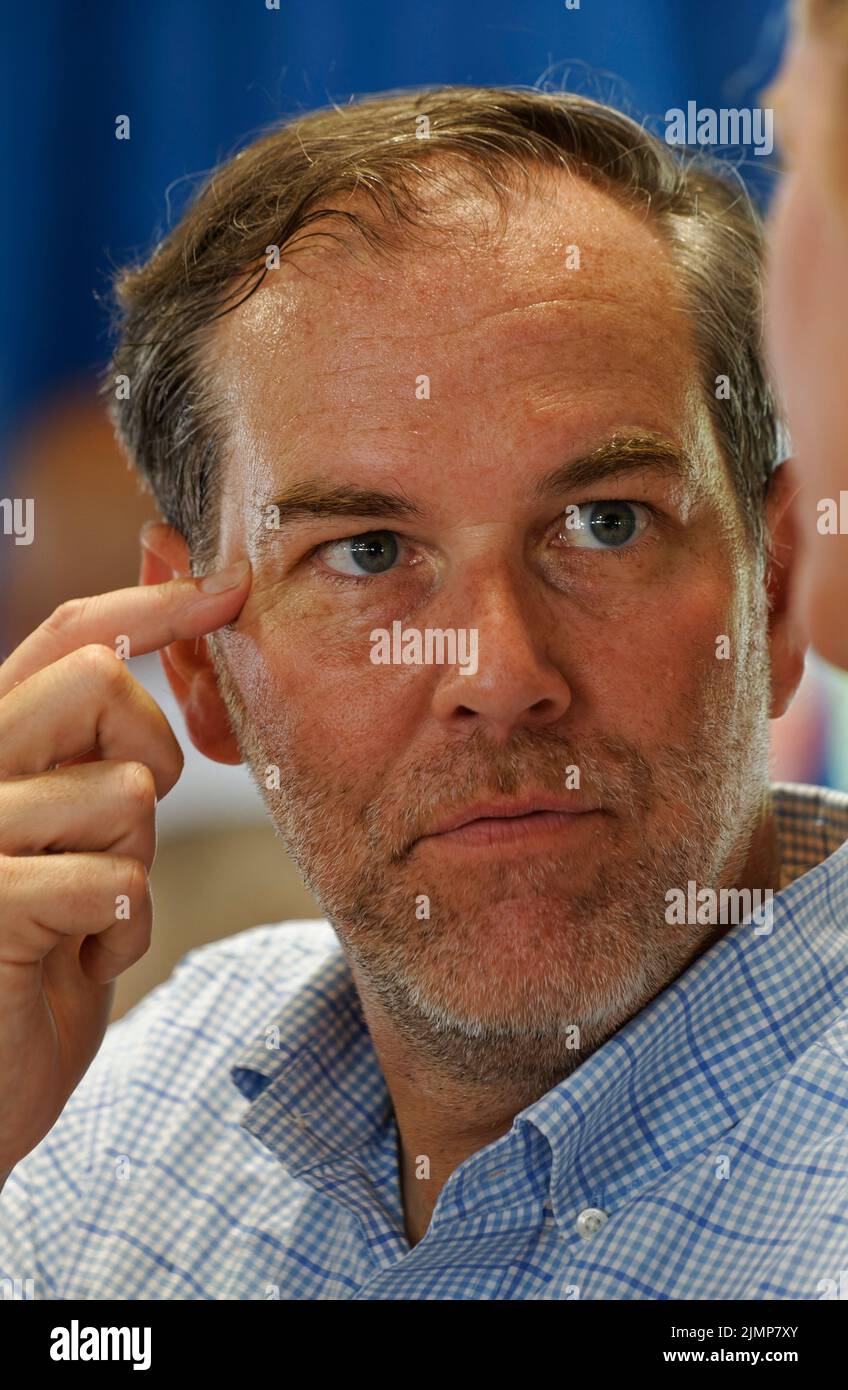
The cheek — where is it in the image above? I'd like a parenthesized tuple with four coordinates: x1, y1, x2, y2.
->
(234, 596, 426, 780)
(580, 579, 745, 739)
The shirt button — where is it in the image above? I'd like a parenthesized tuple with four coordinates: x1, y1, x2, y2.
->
(575, 1207, 607, 1238)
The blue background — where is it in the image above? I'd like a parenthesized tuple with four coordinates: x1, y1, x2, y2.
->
(0, 0, 789, 451)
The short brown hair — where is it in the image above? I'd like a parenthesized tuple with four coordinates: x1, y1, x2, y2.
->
(104, 84, 779, 569)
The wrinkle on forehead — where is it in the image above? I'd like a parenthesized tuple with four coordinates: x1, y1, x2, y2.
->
(203, 165, 731, 549)
(209, 167, 679, 375)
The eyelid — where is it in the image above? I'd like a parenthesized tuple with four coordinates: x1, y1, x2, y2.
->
(313, 529, 418, 579)
(305, 499, 660, 585)
(553, 499, 655, 550)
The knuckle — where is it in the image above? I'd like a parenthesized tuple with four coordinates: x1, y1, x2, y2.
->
(167, 735, 185, 781)
(43, 597, 85, 638)
(117, 856, 149, 906)
(77, 643, 127, 692)
(123, 761, 156, 813)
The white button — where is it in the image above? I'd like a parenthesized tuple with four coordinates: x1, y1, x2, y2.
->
(575, 1206, 607, 1238)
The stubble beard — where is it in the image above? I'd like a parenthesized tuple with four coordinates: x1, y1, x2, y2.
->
(209, 632, 772, 1092)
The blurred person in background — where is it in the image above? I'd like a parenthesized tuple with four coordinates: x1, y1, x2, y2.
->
(767, 0, 848, 669)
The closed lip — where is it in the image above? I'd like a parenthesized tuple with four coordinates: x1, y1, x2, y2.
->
(417, 796, 602, 842)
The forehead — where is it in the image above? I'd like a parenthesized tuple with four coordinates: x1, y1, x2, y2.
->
(208, 167, 712, 498)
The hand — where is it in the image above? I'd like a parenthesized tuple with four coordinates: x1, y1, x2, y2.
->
(0, 557, 251, 1175)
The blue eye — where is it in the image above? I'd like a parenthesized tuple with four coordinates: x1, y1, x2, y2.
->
(562, 501, 650, 549)
(320, 530, 401, 576)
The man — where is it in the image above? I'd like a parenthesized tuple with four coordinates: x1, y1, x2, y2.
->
(1, 85, 846, 1300)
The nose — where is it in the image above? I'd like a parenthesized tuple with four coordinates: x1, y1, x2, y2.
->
(429, 565, 572, 743)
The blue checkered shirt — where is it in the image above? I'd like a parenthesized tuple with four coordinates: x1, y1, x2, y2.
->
(2, 782, 848, 1300)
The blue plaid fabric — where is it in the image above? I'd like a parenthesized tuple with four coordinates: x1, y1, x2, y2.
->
(2, 782, 847, 1301)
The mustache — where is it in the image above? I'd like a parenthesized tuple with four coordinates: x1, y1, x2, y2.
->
(361, 726, 658, 862)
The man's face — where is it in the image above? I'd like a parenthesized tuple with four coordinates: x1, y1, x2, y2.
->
(206, 168, 774, 1085)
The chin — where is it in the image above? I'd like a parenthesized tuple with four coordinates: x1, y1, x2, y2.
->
(411, 911, 643, 1021)
(413, 951, 647, 1046)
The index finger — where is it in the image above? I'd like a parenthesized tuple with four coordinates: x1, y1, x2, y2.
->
(0, 560, 252, 698)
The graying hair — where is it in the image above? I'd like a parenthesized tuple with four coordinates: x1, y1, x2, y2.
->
(104, 84, 780, 568)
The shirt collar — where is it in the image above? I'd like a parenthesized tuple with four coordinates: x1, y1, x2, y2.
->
(231, 782, 848, 1227)
(231, 944, 392, 1173)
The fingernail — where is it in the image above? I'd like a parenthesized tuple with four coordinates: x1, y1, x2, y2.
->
(198, 559, 251, 593)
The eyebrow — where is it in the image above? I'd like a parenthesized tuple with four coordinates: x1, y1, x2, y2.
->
(533, 432, 693, 498)
(253, 480, 423, 556)
(254, 432, 693, 550)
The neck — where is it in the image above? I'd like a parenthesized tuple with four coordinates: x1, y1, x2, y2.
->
(347, 969, 539, 1246)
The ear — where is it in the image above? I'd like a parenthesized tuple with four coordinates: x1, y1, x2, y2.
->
(139, 523, 244, 765)
(764, 459, 808, 720)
